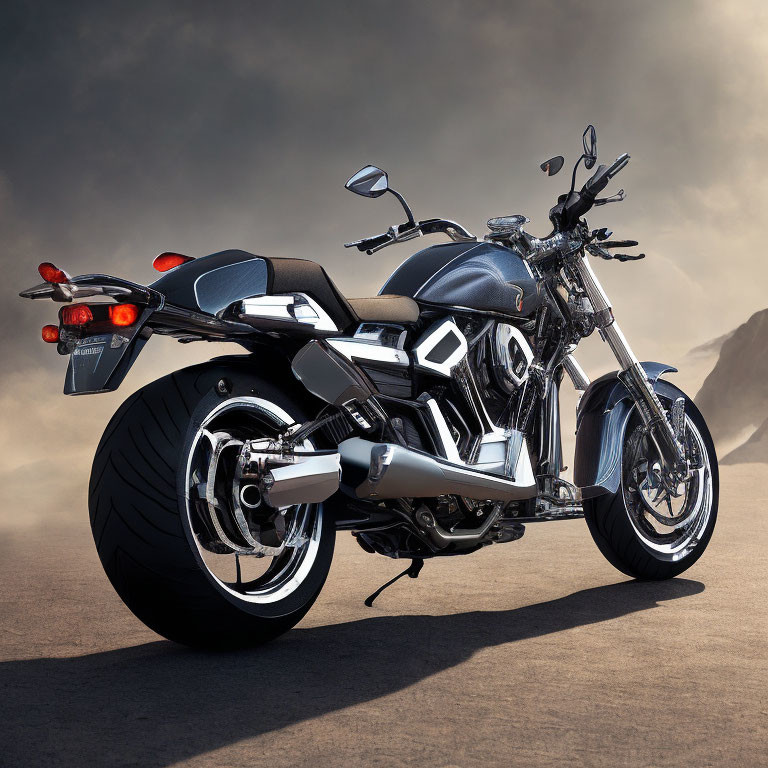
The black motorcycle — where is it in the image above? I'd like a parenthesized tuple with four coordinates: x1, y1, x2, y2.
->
(21, 126, 718, 648)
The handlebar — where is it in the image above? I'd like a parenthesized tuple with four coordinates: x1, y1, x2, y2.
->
(344, 218, 476, 255)
(561, 153, 630, 229)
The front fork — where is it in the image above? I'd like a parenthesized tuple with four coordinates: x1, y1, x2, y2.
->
(574, 254, 688, 480)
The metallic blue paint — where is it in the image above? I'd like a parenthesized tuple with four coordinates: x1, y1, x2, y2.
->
(573, 362, 677, 498)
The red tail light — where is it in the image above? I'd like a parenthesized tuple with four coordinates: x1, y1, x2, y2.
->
(61, 304, 93, 326)
(38, 262, 69, 284)
(41, 325, 59, 343)
(153, 252, 194, 272)
(108, 303, 140, 326)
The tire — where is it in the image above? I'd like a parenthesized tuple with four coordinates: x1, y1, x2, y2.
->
(584, 383, 719, 580)
(88, 360, 334, 648)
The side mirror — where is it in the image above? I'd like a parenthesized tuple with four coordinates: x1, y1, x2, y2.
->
(540, 156, 565, 176)
(345, 165, 389, 198)
(583, 125, 597, 169)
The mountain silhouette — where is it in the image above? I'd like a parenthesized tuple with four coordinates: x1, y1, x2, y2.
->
(721, 417, 768, 464)
(695, 308, 768, 446)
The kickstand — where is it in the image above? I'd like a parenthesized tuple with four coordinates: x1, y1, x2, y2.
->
(364, 558, 424, 607)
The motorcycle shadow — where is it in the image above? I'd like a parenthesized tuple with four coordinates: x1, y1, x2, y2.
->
(0, 578, 703, 767)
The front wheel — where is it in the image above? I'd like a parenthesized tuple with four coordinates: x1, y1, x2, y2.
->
(89, 361, 335, 648)
(584, 383, 718, 580)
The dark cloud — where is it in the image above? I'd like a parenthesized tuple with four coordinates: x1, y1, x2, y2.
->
(2, 1, 767, 518)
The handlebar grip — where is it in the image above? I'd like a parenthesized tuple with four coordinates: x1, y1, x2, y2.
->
(344, 232, 392, 252)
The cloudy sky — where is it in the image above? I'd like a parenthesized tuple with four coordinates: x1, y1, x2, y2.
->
(2, 0, 767, 526)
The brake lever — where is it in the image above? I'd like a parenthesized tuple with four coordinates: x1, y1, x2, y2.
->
(594, 189, 625, 206)
(599, 239, 638, 249)
(586, 243, 646, 262)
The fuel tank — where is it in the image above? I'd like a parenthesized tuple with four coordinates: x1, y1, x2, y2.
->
(379, 241, 540, 317)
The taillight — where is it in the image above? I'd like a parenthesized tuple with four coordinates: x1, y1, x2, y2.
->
(38, 262, 69, 284)
(61, 304, 93, 325)
(108, 303, 140, 326)
(41, 325, 59, 343)
(153, 252, 194, 272)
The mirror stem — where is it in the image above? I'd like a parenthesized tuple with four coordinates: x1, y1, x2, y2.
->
(388, 188, 415, 227)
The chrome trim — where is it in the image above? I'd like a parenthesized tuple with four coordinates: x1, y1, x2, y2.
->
(423, 396, 463, 463)
(260, 452, 341, 508)
(184, 396, 326, 605)
(339, 437, 537, 502)
(492, 323, 534, 391)
(239, 293, 338, 332)
(413, 318, 468, 377)
(562, 354, 590, 391)
(327, 337, 410, 366)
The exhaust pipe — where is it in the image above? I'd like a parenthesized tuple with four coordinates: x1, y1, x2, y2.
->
(338, 437, 537, 502)
(257, 452, 341, 508)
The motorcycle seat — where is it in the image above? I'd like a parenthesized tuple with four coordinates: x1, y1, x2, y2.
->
(347, 295, 420, 325)
(268, 256, 419, 328)
(153, 250, 420, 331)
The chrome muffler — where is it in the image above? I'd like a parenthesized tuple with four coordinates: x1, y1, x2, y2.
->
(244, 442, 341, 508)
(338, 437, 537, 502)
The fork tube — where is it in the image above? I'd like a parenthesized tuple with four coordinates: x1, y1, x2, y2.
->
(574, 253, 685, 473)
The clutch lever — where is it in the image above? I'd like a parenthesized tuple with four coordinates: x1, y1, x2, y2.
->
(586, 243, 645, 262)
(594, 189, 625, 206)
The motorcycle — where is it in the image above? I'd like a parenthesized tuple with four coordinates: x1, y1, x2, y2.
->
(20, 125, 718, 648)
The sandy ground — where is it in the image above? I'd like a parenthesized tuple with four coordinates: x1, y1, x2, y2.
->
(0, 464, 766, 768)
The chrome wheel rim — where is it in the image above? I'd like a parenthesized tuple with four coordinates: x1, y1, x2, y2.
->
(622, 411, 713, 561)
(184, 397, 323, 604)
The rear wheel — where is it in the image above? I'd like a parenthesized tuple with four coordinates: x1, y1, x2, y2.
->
(89, 361, 334, 648)
(584, 384, 718, 580)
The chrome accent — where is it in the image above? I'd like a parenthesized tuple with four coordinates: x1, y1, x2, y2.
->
(538, 378, 563, 476)
(339, 437, 537, 502)
(624, 412, 713, 560)
(413, 318, 468, 377)
(353, 323, 408, 348)
(671, 397, 686, 441)
(185, 396, 326, 605)
(238, 293, 338, 332)
(503, 429, 525, 480)
(619, 364, 686, 475)
(491, 323, 534, 391)
(562, 354, 590, 391)
(327, 337, 409, 366)
(422, 395, 463, 463)
(258, 452, 341, 509)
(486, 214, 529, 234)
(239, 484, 262, 509)
(574, 252, 684, 474)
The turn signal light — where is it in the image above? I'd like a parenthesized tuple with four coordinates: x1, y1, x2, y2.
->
(153, 252, 194, 272)
(41, 325, 59, 343)
(61, 304, 93, 326)
(38, 262, 69, 284)
(108, 303, 140, 326)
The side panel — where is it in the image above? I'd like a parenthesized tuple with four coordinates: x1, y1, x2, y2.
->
(574, 362, 677, 498)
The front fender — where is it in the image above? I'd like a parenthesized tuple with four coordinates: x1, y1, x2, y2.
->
(573, 362, 677, 499)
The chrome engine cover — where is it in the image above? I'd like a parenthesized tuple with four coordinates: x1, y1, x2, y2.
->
(491, 323, 534, 394)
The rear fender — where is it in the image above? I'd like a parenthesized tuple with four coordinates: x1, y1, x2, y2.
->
(573, 362, 677, 498)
